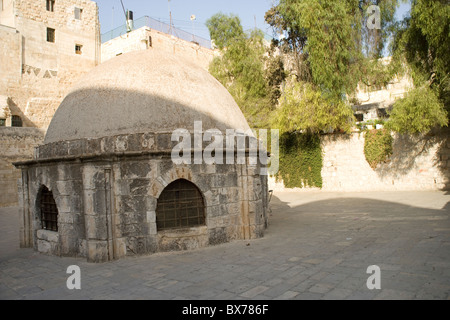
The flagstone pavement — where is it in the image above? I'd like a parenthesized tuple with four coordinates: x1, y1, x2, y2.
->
(1, 191, 449, 300)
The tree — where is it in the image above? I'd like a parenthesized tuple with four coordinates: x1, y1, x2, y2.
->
(387, 86, 448, 134)
(274, 77, 355, 135)
(389, 0, 449, 133)
(206, 13, 244, 50)
(265, 0, 400, 99)
(207, 14, 275, 128)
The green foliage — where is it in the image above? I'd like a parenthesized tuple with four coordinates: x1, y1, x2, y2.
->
(356, 119, 386, 132)
(273, 78, 355, 134)
(206, 13, 245, 50)
(278, 132, 323, 188)
(265, 53, 287, 105)
(392, 0, 450, 112)
(386, 86, 448, 134)
(207, 14, 274, 128)
(364, 129, 393, 169)
(265, 0, 400, 99)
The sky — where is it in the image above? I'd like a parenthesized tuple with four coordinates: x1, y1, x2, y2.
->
(94, 0, 411, 41)
(95, 0, 275, 40)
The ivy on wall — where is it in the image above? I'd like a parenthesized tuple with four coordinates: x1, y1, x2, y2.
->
(364, 129, 393, 169)
(277, 132, 323, 188)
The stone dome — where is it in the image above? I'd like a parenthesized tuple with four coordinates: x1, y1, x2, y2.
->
(44, 49, 250, 144)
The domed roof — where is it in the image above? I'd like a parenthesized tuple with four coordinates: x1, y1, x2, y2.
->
(44, 49, 250, 144)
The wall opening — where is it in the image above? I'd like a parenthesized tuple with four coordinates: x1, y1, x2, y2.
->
(156, 179, 205, 231)
(47, 27, 55, 43)
(38, 186, 59, 232)
(11, 115, 22, 127)
(46, 0, 55, 12)
(74, 7, 83, 20)
(75, 44, 83, 55)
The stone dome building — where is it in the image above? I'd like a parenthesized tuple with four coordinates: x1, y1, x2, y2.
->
(15, 49, 269, 263)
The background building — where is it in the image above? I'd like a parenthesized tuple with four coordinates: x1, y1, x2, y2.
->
(0, 0, 101, 206)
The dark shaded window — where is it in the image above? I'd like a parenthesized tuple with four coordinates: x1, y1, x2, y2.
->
(74, 7, 82, 20)
(156, 179, 205, 231)
(46, 0, 55, 12)
(39, 186, 59, 232)
(75, 44, 82, 55)
(47, 27, 55, 43)
(355, 114, 364, 122)
(11, 115, 22, 127)
(0, 119, 5, 126)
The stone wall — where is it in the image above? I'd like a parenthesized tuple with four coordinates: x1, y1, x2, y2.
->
(0, 127, 44, 207)
(0, 0, 100, 129)
(16, 132, 268, 262)
(270, 129, 450, 192)
(101, 26, 216, 70)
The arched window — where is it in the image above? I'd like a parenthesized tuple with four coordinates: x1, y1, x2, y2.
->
(156, 179, 205, 231)
(39, 186, 59, 232)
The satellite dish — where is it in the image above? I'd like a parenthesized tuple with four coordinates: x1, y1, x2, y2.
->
(190, 15, 196, 21)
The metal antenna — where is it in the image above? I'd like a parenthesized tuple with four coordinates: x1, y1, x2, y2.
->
(168, 0, 174, 35)
(120, 0, 127, 20)
(111, 6, 114, 31)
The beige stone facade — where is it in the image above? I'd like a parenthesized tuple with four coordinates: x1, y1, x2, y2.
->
(0, 127, 44, 207)
(269, 129, 450, 192)
(101, 26, 216, 70)
(0, 0, 100, 207)
(0, 0, 100, 129)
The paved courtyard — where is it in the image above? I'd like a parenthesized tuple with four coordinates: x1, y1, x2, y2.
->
(0, 191, 449, 300)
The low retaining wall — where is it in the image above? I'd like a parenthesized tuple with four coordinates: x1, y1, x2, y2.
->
(270, 128, 449, 192)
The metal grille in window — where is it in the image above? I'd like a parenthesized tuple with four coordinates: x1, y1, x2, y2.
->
(11, 115, 22, 127)
(39, 186, 59, 232)
(156, 179, 205, 231)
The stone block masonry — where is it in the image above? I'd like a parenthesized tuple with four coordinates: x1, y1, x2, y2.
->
(0, 128, 45, 207)
(0, 0, 100, 130)
(270, 128, 449, 192)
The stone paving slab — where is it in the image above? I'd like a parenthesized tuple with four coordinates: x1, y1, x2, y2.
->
(0, 191, 449, 300)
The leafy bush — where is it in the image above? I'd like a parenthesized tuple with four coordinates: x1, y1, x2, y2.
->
(387, 86, 448, 134)
(364, 129, 393, 169)
(277, 133, 323, 188)
(273, 78, 355, 135)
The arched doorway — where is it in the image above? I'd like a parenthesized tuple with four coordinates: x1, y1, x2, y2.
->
(156, 179, 205, 231)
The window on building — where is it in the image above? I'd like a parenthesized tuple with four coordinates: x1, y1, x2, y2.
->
(355, 114, 364, 122)
(0, 119, 5, 127)
(148, 36, 152, 48)
(11, 115, 22, 127)
(39, 186, 59, 232)
(47, 27, 55, 43)
(156, 179, 205, 231)
(46, 0, 55, 12)
(75, 44, 83, 55)
(74, 7, 82, 20)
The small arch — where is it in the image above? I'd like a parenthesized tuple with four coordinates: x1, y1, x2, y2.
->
(156, 179, 205, 231)
(37, 186, 59, 232)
